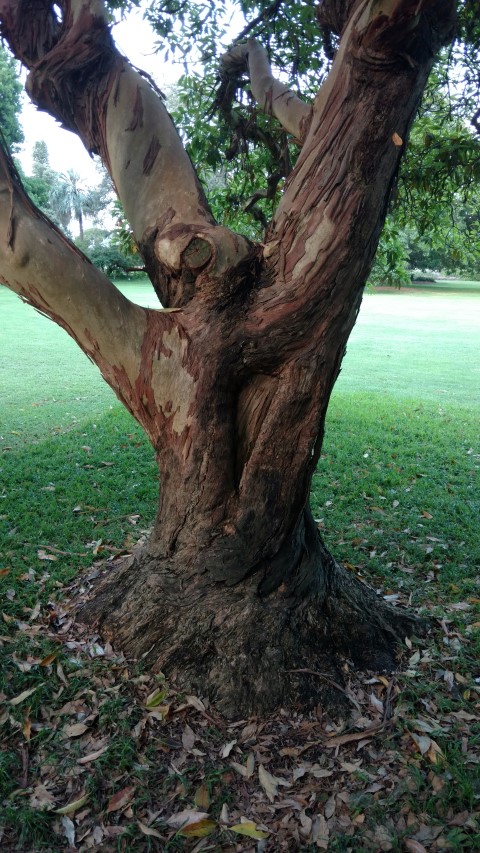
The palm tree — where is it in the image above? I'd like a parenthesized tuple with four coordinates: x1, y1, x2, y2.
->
(49, 170, 90, 239)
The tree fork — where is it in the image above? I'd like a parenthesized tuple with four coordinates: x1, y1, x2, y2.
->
(0, 0, 454, 716)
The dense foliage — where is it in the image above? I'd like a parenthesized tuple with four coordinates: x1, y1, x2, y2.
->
(109, 0, 480, 280)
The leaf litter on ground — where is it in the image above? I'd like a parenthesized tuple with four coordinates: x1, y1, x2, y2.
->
(0, 554, 479, 851)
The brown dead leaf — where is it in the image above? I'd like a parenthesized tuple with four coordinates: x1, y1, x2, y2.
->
(312, 814, 329, 849)
(166, 810, 209, 830)
(77, 746, 108, 764)
(22, 716, 31, 741)
(194, 784, 211, 809)
(37, 549, 58, 561)
(259, 763, 289, 802)
(106, 785, 135, 813)
(220, 739, 236, 758)
(231, 751, 254, 778)
(405, 841, 428, 853)
(62, 722, 89, 738)
(10, 684, 43, 706)
(137, 820, 163, 839)
(30, 783, 56, 810)
(324, 722, 384, 747)
(185, 694, 206, 711)
(411, 733, 431, 755)
(179, 819, 216, 837)
(39, 652, 58, 667)
(427, 738, 445, 766)
(182, 724, 196, 751)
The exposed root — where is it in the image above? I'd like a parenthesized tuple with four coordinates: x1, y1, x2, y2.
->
(76, 537, 429, 718)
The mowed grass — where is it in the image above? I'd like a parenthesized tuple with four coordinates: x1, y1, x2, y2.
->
(0, 281, 160, 447)
(1, 277, 479, 602)
(0, 279, 479, 850)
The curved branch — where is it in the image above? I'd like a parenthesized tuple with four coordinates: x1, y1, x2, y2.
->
(0, 137, 148, 414)
(0, 0, 254, 308)
(220, 39, 313, 142)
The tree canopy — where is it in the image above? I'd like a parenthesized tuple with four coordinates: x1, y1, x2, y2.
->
(128, 0, 480, 276)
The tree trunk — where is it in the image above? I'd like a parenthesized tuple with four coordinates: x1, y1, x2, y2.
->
(79, 294, 425, 717)
(85, 506, 425, 718)
(0, 0, 454, 716)
(77, 206, 84, 241)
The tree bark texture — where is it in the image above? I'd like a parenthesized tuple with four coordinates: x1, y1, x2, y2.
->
(0, 0, 455, 715)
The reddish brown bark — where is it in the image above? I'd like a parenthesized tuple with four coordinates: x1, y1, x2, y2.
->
(0, 0, 455, 714)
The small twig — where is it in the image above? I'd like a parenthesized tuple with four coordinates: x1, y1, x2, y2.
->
(20, 743, 29, 788)
(229, 0, 283, 48)
(382, 678, 396, 723)
(287, 668, 361, 710)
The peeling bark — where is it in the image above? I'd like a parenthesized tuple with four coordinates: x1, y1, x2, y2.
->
(0, 0, 455, 715)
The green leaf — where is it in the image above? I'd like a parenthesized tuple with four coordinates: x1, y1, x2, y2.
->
(145, 686, 168, 708)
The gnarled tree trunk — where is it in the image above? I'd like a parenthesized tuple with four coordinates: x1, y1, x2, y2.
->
(0, 0, 455, 715)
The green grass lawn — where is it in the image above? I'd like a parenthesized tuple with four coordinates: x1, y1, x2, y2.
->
(0, 281, 160, 447)
(0, 278, 479, 851)
(1, 276, 478, 603)
(1, 278, 478, 451)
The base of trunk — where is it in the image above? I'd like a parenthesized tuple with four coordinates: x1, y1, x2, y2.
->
(77, 525, 428, 717)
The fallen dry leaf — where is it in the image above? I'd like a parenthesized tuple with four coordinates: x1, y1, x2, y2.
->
(231, 751, 254, 778)
(10, 684, 43, 706)
(30, 783, 56, 810)
(405, 841, 428, 853)
(61, 816, 75, 846)
(77, 746, 108, 764)
(178, 819, 216, 837)
(55, 793, 89, 815)
(194, 784, 211, 809)
(106, 785, 135, 814)
(230, 820, 269, 839)
(37, 549, 58, 561)
(39, 651, 58, 667)
(258, 763, 289, 802)
(62, 722, 89, 738)
(324, 722, 384, 747)
(167, 810, 210, 830)
(137, 820, 163, 839)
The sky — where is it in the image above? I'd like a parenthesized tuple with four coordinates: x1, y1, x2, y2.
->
(18, 7, 179, 184)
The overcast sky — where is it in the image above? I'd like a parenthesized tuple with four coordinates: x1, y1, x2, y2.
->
(18, 7, 179, 184)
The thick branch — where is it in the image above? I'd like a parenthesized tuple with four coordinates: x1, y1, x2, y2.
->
(243, 0, 456, 354)
(0, 139, 148, 414)
(220, 39, 313, 142)
(0, 0, 254, 308)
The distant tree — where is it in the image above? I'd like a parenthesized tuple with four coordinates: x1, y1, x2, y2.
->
(31, 140, 50, 179)
(49, 169, 91, 238)
(20, 140, 57, 213)
(0, 44, 23, 151)
(76, 227, 144, 278)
